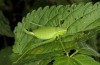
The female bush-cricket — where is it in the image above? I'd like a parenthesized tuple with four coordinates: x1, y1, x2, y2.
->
(24, 26, 67, 40)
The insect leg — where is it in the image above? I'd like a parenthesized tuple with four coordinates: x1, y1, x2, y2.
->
(24, 29, 35, 36)
(59, 37, 69, 56)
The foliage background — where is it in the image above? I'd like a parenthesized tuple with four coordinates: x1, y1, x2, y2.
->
(0, 0, 100, 65)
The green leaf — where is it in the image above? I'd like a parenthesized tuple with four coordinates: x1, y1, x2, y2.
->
(73, 54, 100, 65)
(11, 53, 53, 65)
(50, 0, 69, 5)
(53, 54, 100, 65)
(13, 2, 100, 64)
(64, 2, 100, 34)
(53, 56, 79, 65)
(0, 11, 13, 37)
(24, 59, 51, 65)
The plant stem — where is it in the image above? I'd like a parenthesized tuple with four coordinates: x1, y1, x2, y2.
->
(59, 39, 69, 56)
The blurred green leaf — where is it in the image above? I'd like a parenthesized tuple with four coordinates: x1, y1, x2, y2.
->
(49, 0, 69, 5)
(0, 11, 13, 37)
(0, 0, 6, 10)
(0, 47, 12, 65)
(13, 2, 100, 54)
(70, 0, 92, 4)
(78, 42, 100, 57)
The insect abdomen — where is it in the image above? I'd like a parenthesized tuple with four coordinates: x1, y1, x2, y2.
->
(33, 27, 57, 39)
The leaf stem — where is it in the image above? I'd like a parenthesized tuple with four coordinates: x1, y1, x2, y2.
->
(59, 39, 69, 56)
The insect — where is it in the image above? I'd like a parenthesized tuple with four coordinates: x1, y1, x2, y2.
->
(24, 21, 67, 51)
(24, 21, 68, 53)
(13, 22, 68, 64)
(24, 22, 67, 40)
